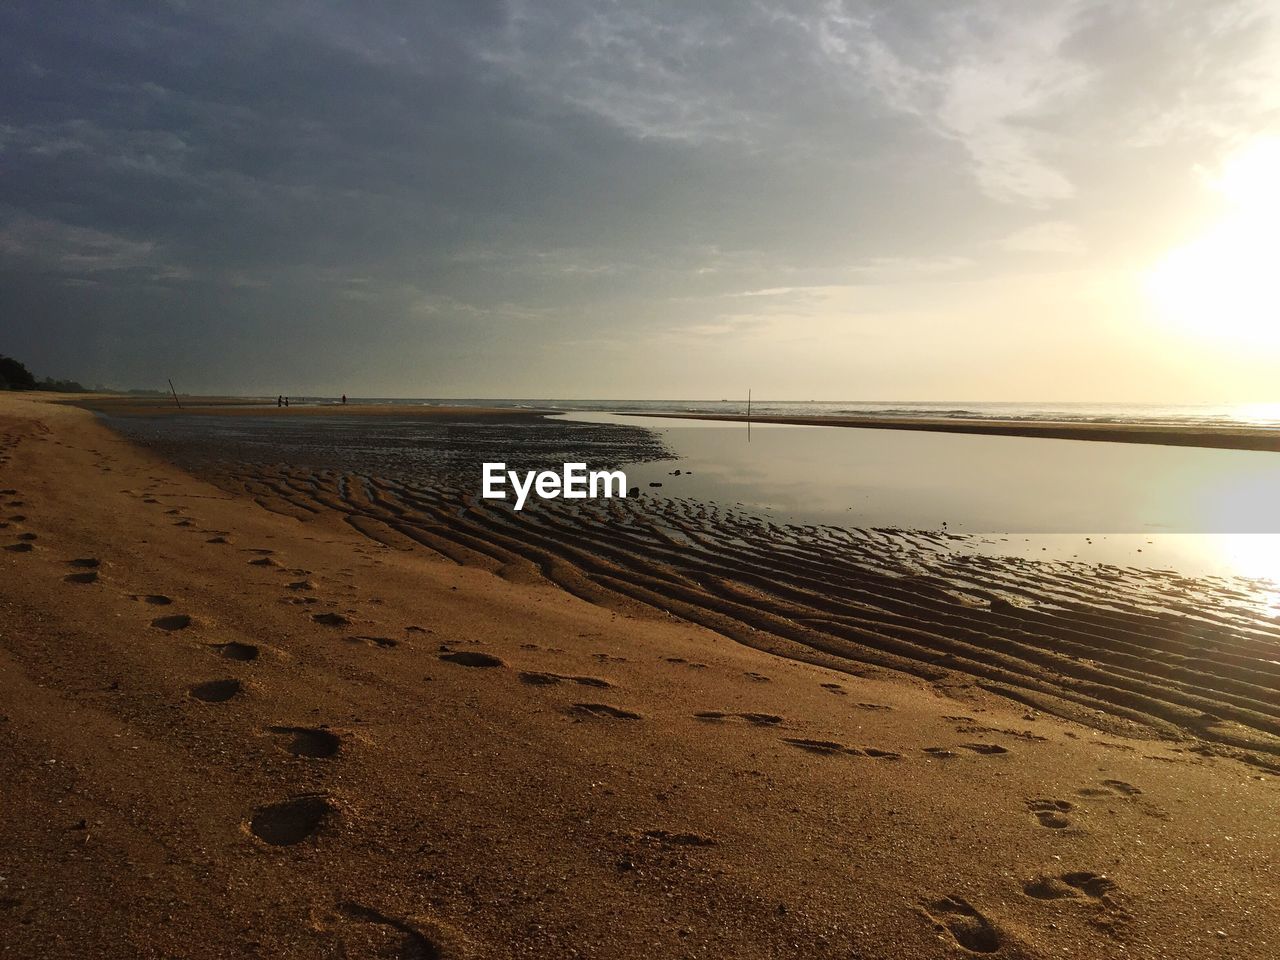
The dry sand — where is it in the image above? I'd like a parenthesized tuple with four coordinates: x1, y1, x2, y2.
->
(1, 391, 1276, 959)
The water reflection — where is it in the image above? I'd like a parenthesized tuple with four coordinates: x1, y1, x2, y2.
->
(562, 412, 1280, 583)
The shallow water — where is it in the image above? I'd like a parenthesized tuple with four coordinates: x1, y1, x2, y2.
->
(104, 406, 1280, 589)
(563, 412, 1280, 586)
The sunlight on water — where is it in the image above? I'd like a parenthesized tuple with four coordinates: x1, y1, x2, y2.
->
(564, 412, 1280, 589)
(1234, 401, 1280, 426)
(1205, 534, 1280, 596)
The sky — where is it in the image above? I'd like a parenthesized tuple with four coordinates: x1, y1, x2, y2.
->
(2, 1, 1279, 400)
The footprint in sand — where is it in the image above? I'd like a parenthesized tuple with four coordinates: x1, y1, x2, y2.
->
(957, 724, 1047, 743)
(4, 542, 34, 553)
(68, 558, 100, 569)
(820, 682, 847, 695)
(346, 635, 400, 649)
(189, 679, 242, 703)
(268, 726, 341, 758)
(519, 671, 611, 688)
(920, 896, 1001, 953)
(248, 794, 334, 846)
(206, 536, 231, 544)
(853, 702, 893, 712)
(1023, 871, 1117, 901)
(1076, 779, 1143, 800)
(782, 738, 901, 759)
(210, 642, 259, 662)
(332, 902, 460, 960)
(783, 738, 853, 755)
(135, 594, 172, 606)
(63, 571, 98, 584)
(568, 703, 642, 721)
(152, 614, 192, 631)
(1026, 798, 1074, 829)
(312, 612, 352, 627)
(745, 671, 771, 682)
(958, 743, 1009, 756)
(1102, 779, 1142, 795)
(694, 711, 783, 726)
(638, 829, 717, 848)
(439, 650, 505, 668)
(248, 556, 279, 567)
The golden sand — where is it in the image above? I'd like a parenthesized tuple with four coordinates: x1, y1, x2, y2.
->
(1, 391, 1276, 958)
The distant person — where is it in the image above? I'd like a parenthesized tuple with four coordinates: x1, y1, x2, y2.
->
(341, 394, 347, 405)
(277, 394, 283, 407)
(284, 396, 290, 408)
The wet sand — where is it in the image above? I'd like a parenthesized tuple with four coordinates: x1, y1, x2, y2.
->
(2, 391, 1278, 959)
(76, 395, 551, 420)
(631, 410, 1280, 452)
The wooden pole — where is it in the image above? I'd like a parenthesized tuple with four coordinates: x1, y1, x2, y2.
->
(168, 378, 183, 410)
(747, 388, 751, 443)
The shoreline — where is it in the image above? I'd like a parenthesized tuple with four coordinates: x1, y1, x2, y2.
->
(71, 395, 553, 421)
(74, 394, 1280, 451)
(627, 411, 1280, 452)
(3, 390, 1278, 958)
(99, 393, 1280, 763)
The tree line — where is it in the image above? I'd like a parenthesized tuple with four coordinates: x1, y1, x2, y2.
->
(0, 354, 88, 392)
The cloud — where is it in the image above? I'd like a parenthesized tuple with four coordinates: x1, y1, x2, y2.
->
(2, 1, 1279, 397)
(1066, 0, 1280, 149)
(999, 220, 1087, 254)
(0, 212, 159, 273)
(481, 2, 760, 145)
(796, 2, 1094, 206)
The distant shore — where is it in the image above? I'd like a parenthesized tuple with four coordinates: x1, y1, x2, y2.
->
(67, 395, 1280, 452)
(629, 410, 1280, 452)
(72, 395, 549, 421)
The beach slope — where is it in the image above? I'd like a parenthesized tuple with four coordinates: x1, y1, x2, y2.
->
(1, 393, 1276, 959)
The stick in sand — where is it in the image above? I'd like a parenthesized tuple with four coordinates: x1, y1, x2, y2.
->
(168, 378, 183, 410)
(747, 388, 751, 443)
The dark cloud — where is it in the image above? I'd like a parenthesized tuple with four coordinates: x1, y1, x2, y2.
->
(2, 1, 1277, 396)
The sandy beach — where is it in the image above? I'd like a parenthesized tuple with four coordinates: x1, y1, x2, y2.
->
(2, 392, 1278, 959)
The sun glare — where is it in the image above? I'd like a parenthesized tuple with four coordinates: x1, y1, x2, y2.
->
(1143, 136, 1280, 346)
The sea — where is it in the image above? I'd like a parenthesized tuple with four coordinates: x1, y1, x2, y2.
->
(287, 398, 1280, 430)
